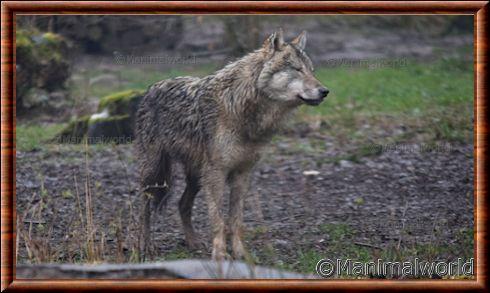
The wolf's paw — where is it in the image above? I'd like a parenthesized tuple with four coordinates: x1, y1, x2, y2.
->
(211, 247, 230, 261)
(232, 239, 250, 260)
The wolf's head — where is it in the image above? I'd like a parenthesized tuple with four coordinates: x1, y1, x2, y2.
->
(258, 29, 329, 106)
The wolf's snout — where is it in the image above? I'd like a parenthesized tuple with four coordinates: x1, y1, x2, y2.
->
(318, 87, 329, 98)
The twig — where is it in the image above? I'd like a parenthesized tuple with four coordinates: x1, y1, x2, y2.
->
(397, 202, 409, 250)
(22, 219, 46, 224)
(251, 191, 264, 222)
(354, 242, 382, 249)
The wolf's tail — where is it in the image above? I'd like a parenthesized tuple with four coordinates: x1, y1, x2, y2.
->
(141, 151, 173, 213)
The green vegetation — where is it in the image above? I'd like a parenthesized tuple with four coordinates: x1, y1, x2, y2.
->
(308, 58, 472, 116)
(98, 89, 145, 114)
(16, 123, 66, 151)
(159, 248, 193, 261)
(54, 116, 90, 144)
(50, 89, 142, 146)
(16, 29, 68, 61)
(276, 223, 474, 276)
(71, 64, 217, 101)
(16, 29, 72, 110)
(299, 58, 473, 143)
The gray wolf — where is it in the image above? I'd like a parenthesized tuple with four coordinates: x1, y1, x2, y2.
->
(135, 29, 329, 260)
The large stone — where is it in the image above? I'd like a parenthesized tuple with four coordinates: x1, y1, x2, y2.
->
(16, 260, 317, 279)
(98, 89, 144, 118)
(53, 115, 90, 144)
(87, 115, 133, 144)
(16, 29, 72, 112)
(54, 89, 143, 144)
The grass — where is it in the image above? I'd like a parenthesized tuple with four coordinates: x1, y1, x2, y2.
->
(299, 57, 473, 143)
(159, 248, 194, 261)
(307, 58, 472, 116)
(70, 63, 218, 101)
(16, 123, 66, 151)
(280, 223, 474, 277)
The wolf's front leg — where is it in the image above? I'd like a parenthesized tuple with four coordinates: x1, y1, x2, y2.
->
(228, 170, 251, 259)
(202, 167, 227, 260)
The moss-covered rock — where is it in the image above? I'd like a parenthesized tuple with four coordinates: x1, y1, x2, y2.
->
(87, 115, 132, 144)
(16, 30, 37, 108)
(16, 28, 72, 111)
(98, 89, 144, 116)
(53, 116, 90, 144)
(55, 89, 144, 144)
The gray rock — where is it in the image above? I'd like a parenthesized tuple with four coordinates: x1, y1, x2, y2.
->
(16, 260, 317, 279)
(339, 160, 354, 168)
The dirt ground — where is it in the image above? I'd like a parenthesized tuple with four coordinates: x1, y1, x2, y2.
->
(16, 125, 474, 273)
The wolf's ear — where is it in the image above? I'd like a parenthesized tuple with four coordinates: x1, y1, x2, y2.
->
(291, 31, 307, 50)
(263, 28, 285, 51)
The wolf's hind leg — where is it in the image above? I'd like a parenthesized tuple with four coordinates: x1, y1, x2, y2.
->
(179, 170, 204, 250)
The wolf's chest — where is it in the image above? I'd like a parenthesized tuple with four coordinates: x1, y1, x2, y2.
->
(214, 127, 262, 171)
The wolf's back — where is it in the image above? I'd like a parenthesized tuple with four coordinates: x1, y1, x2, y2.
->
(135, 76, 219, 160)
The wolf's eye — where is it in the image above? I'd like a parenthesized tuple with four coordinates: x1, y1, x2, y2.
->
(293, 67, 303, 72)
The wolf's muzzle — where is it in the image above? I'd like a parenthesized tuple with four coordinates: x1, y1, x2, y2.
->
(297, 94, 324, 106)
(318, 87, 329, 98)
(297, 87, 329, 106)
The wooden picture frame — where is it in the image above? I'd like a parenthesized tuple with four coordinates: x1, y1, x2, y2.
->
(1, 1, 487, 291)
